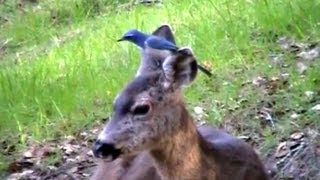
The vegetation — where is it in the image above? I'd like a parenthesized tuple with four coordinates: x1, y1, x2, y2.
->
(1, 0, 320, 175)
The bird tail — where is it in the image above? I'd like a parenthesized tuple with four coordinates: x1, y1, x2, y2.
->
(197, 64, 212, 77)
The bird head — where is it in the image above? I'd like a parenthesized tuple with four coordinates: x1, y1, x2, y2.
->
(117, 29, 148, 48)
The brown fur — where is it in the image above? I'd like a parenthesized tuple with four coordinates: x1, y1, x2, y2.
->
(92, 153, 160, 180)
(92, 49, 269, 180)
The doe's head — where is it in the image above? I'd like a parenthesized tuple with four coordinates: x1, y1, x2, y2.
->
(93, 48, 198, 161)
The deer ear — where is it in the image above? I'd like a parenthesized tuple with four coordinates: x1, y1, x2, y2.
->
(152, 24, 176, 44)
(136, 24, 175, 76)
(161, 47, 198, 89)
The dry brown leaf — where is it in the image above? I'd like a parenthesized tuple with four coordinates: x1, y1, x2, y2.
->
(275, 142, 289, 158)
(290, 132, 304, 140)
(252, 76, 267, 87)
(8, 160, 33, 173)
(203, 60, 213, 70)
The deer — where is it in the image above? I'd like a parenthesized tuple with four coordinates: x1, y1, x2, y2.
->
(91, 46, 270, 180)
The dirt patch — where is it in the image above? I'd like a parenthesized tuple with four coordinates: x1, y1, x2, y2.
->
(266, 130, 320, 180)
(4, 121, 105, 180)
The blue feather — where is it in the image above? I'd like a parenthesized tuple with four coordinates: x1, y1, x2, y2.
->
(145, 36, 178, 52)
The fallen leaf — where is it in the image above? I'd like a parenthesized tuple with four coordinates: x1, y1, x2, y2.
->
(252, 76, 267, 87)
(290, 132, 304, 140)
(82, 173, 90, 177)
(278, 37, 294, 50)
(61, 144, 75, 155)
(297, 46, 320, 61)
(66, 157, 77, 163)
(87, 150, 94, 157)
(280, 73, 290, 80)
(237, 136, 250, 141)
(194, 106, 204, 115)
(23, 150, 34, 159)
(80, 132, 88, 137)
(203, 60, 213, 70)
(69, 166, 78, 173)
(290, 113, 300, 120)
(275, 142, 289, 158)
(65, 135, 76, 143)
(305, 91, 315, 99)
(7, 170, 34, 180)
(311, 104, 320, 111)
(8, 160, 33, 173)
(296, 62, 308, 74)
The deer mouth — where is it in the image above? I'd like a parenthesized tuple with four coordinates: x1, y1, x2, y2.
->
(93, 141, 122, 162)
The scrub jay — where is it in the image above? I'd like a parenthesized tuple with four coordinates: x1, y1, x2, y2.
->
(118, 28, 212, 77)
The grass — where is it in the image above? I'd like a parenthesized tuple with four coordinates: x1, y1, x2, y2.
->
(1, 0, 320, 171)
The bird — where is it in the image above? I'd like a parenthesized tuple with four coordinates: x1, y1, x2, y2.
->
(117, 28, 212, 77)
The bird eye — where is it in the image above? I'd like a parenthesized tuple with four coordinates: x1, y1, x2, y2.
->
(133, 104, 150, 116)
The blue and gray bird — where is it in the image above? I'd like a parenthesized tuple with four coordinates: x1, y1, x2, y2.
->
(117, 28, 212, 77)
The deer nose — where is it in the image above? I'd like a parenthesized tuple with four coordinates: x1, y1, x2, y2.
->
(92, 139, 122, 161)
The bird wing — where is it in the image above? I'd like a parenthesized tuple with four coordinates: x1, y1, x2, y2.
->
(145, 36, 178, 52)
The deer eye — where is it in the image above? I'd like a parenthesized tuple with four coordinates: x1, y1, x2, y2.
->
(132, 104, 150, 116)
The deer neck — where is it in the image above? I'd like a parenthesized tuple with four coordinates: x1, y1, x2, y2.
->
(150, 105, 209, 180)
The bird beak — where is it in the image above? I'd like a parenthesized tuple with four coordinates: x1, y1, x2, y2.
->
(117, 38, 124, 42)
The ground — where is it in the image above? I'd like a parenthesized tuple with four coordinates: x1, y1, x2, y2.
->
(0, 0, 320, 179)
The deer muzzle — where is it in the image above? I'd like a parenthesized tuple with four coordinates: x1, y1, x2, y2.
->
(92, 139, 122, 162)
